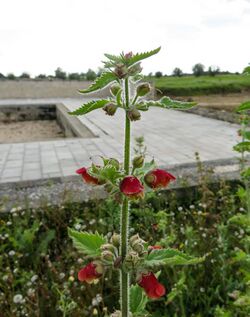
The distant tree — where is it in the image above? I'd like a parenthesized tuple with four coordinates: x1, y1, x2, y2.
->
(155, 71, 163, 78)
(55, 67, 67, 80)
(148, 72, 153, 77)
(19, 72, 30, 79)
(243, 64, 250, 75)
(97, 67, 105, 77)
(208, 66, 220, 77)
(79, 72, 86, 80)
(0, 73, 5, 79)
(68, 72, 81, 80)
(172, 67, 183, 77)
(36, 74, 47, 79)
(192, 63, 205, 77)
(7, 73, 15, 80)
(86, 69, 97, 81)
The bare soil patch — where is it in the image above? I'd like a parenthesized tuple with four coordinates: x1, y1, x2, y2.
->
(0, 120, 65, 143)
(191, 92, 250, 111)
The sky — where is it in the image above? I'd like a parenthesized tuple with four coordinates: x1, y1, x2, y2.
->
(0, 0, 250, 76)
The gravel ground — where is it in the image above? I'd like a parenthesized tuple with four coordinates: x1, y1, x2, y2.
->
(0, 120, 65, 143)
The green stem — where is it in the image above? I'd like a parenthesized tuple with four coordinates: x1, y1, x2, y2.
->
(120, 78, 131, 317)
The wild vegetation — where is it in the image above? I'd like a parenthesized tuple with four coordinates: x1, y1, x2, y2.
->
(151, 74, 250, 96)
(0, 159, 249, 316)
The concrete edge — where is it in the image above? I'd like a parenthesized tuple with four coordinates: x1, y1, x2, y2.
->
(56, 103, 97, 138)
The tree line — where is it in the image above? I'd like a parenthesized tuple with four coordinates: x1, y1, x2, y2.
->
(0, 67, 99, 81)
(152, 63, 249, 78)
(0, 63, 249, 80)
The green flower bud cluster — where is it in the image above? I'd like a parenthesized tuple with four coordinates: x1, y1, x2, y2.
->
(110, 84, 121, 96)
(103, 103, 117, 116)
(100, 243, 117, 264)
(100, 233, 121, 266)
(124, 251, 141, 270)
(129, 234, 146, 255)
(136, 83, 151, 97)
(132, 155, 144, 169)
(127, 108, 141, 121)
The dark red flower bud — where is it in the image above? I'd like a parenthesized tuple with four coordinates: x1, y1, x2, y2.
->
(76, 167, 99, 185)
(136, 83, 151, 97)
(78, 262, 103, 284)
(124, 52, 133, 59)
(138, 272, 166, 299)
(103, 103, 117, 116)
(127, 109, 141, 121)
(144, 169, 176, 189)
(120, 176, 144, 199)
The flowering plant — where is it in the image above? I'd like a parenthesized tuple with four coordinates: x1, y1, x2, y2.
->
(68, 48, 203, 316)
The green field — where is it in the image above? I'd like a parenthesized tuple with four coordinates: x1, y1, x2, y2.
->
(151, 74, 250, 96)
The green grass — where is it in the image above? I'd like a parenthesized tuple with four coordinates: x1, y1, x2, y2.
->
(151, 74, 250, 96)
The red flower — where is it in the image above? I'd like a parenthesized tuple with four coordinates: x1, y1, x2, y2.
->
(138, 272, 166, 299)
(148, 245, 162, 251)
(76, 167, 99, 185)
(144, 169, 176, 189)
(120, 176, 144, 199)
(78, 262, 103, 284)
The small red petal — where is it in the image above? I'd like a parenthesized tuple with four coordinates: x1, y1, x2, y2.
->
(78, 268, 87, 281)
(155, 284, 166, 297)
(76, 167, 87, 175)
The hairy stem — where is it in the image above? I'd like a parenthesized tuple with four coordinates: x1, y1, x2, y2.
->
(120, 77, 131, 317)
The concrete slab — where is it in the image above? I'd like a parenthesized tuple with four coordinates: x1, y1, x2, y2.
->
(0, 98, 243, 186)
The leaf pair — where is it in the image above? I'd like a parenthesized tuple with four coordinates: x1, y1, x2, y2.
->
(103, 47, 161, 68)
(70, 96, 196, 116)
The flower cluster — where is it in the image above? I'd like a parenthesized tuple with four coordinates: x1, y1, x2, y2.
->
(76, 164, 175, 200)
(76, 232, 167, 300)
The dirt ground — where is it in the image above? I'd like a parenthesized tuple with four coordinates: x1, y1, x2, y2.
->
(0, 120, 65, 143)
(190, 92, 250, 111)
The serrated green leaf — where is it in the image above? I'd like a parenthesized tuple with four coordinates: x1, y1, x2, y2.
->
(68, 229, 106, 257)
(69, 99, 110, 116)
(236, 101, 250, 113)
(79, 72, 117, 94)
(144, 249, 204, 267)
(130, 285, 148, 315)
(138, 97, 196, 111)
(233, 141, 250, 153)
(126, 47, 161, 67)
(228, 214, 250, 227)
(104, 53, 123, 63)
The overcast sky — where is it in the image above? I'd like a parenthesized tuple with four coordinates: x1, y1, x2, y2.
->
(0, 0, 250, 76)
